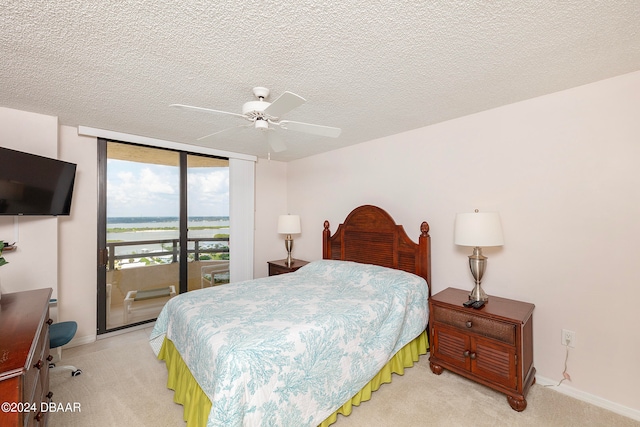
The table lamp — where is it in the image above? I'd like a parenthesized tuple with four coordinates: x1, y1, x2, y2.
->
(454, 210, 504, 302)
(278, 214, 301, 267)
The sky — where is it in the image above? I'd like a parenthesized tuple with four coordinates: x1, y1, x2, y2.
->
(106, 159, 229, 217)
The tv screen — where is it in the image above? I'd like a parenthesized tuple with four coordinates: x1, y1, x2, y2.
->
(0, 147, 77, 216)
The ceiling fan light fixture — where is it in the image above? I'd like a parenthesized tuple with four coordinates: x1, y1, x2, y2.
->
(254, 118, 269, 131)
(242, 100, 270, 118)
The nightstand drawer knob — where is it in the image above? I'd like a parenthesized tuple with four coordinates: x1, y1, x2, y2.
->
(466, 320, 472, 328)
(463, 350, 477, 359)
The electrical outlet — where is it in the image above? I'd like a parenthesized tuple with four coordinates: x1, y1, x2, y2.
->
(561, 329, 576, 348)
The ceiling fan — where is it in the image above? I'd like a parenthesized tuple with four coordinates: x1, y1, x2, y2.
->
(170, 87, 341, 153)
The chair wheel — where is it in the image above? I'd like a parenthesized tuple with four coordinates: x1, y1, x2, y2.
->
(71, 369, 82, 377)
(49, 363, 56, 368)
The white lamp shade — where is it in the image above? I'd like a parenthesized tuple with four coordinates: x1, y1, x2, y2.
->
(454, 212, 504, 247)
(278, 215, 301, 234)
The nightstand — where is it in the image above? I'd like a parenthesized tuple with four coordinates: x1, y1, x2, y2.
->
(429, 288, 535, 411)
(267, 259, 310, 276)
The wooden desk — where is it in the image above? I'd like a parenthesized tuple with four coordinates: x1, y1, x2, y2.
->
(0, 288, 53, 426)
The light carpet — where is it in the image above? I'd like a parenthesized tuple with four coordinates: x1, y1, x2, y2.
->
(49, 327, 639, 427)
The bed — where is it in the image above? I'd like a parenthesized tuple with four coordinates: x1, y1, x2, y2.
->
(150, 205, 432, 426)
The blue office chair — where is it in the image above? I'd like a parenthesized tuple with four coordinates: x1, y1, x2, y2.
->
(49, 321, 82, 377)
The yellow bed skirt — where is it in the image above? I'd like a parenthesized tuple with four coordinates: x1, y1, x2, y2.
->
(158, 330, 429, 427)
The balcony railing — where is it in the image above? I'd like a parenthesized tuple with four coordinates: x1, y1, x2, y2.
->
(107, 237, 229, 270)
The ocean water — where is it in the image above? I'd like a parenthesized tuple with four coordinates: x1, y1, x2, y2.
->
(107, 216, 229, 229)
(107, 216, 229, 257)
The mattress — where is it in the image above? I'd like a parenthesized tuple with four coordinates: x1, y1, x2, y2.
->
(150, 260, 429, 426)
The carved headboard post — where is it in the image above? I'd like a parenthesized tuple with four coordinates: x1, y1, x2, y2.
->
(322, 220, 331, 259)
(419, 221, 432, 298)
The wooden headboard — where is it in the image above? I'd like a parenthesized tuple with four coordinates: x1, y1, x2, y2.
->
(322, 205, 431, 297)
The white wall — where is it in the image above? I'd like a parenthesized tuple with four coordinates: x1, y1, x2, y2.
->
(58, 125, 98, 343)
(0, 111, 98, 342)
(0, 108, 59, 299)
(286, 71, 640, 415)
(254, 158, 288, 278)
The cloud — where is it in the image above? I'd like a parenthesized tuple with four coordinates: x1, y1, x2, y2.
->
(188, 168, 229, 216)
(140, 168, 176, 195)
(107, 160, 228, 217)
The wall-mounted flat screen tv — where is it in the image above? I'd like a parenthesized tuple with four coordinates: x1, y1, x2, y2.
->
(0, 147, 77, 216)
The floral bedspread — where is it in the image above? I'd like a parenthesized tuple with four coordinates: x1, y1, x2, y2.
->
(150, 260, 429, 427)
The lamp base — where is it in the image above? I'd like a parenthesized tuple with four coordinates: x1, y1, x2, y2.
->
(285, 254, 293, 268)
(468, 247, 489, 302)
(468, 284, 488, 302)
(284, 235, 294, 268)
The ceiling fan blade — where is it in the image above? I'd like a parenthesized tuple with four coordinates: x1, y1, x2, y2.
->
(197, 124, 251, 141)
(170, 104, 247, 119)
(278, 120, 342, 138)
(263, 92, 306, 118)
(266, 131, 287, 153)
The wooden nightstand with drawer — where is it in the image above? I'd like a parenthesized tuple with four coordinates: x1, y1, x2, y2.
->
(428, 288, 535, 411)
(267, 259, 309, 276)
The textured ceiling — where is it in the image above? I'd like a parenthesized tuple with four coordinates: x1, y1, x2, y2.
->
(1, 1, 640, 161)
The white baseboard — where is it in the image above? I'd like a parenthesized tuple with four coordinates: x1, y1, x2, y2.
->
(66, 334, 96, 348)
(96, 321, 156, 339)
(63, 322, 157, 349)
(536, 375, 640, 422)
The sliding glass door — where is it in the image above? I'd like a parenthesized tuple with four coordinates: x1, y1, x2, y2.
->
(97, 140, 229, 333)
(186, 154, 230, 291)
